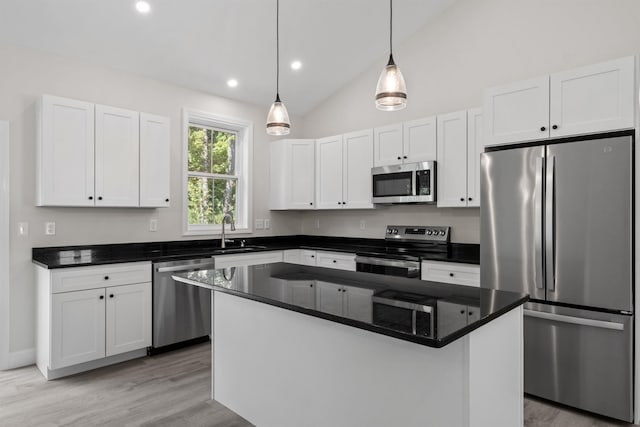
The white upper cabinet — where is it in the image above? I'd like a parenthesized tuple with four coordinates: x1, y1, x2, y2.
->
(316, 132, 374, 210)
(483, 76, 550, 146)
(270, 139, 315, 210)
(402, 116, 437, 163)
(37, 95, 95, 206)
(342, 129, 374, 209)
(139, 113, 171, 207)
(373, 123, 403, 166)
(37, 95, 170, 208)
(466, 108, 483, 207)
(95, 105, 140, 207)
(437, 110, 468, 208)
(484, 56, 636, 146)
(316, 135, 344, 209)
(374, 118, 437, 167)
(549, 56, 635, 138)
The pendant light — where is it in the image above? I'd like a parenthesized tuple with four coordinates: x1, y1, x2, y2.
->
(375, 0, 407, 111)
(266, 0, 291, 135)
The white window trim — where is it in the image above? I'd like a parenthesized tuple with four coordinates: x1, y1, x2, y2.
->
(0, 120, 9, 370)
(182, 108, 253, 236)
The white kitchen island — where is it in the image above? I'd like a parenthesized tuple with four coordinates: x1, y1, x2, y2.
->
(174, 263, 527, 427)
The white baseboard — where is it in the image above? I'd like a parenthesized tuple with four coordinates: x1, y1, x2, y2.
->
(7, 348, 35, 369)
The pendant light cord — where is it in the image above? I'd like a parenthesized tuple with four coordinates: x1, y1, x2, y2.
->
(276, 0, 280, 97)
(389, 0, 393, 55)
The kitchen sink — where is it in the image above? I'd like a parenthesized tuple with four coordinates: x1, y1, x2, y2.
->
(212, 245, 267, 255)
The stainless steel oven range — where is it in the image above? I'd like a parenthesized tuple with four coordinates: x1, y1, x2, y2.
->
(355, 225, 450, 278)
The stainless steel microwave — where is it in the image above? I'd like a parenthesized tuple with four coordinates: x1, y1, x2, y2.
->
(371, 161, 436, 204)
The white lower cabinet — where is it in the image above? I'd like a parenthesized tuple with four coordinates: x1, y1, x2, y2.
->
(315, 251, 356, 271)
(289, 281, 316, 309)
(37, 262, 152, 379)
(315, 281, 373, 322)
(51, 288, 106, 369)
(105, 282, 152, 357)
(421, 261, 480, 287)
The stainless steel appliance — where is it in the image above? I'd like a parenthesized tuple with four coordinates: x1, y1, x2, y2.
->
(371, 161, 436, 204)
(355, 225, 450, 278)
(480, 133, 634, 422)
(152, 258, 214, 353)
(372, 289, 435, 337)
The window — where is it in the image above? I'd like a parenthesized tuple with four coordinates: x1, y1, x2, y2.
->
(183, 110, 252, 234)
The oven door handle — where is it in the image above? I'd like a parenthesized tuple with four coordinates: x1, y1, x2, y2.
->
(156, 262, 215, 273)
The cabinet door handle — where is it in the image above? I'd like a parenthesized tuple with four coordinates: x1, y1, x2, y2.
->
(104, 276, 109, 280)
(311, 255, 315, 258)
(309, 202, 313, 205)
(165, 198, 170, 202)
(98, 196, 103, 201)
(309, 284, 313, 288)
(109, 294, 114, 298)
(460, 310, 465, 314)
(468, 311, 474, 316)
(99, 295, 104, 300)
(468, 197, 472, 201)
(403, 156, 407, 159)
(449, 273, 454, 277)
(540, 126, 546, 132)
(460, 197, 464, 202)
(88, 196, 93, 200)
(397, 156, 401, 160)
(333, 260, 337, 263)
(552, 125, 558, 130)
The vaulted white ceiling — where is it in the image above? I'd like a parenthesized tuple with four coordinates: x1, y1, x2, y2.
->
(0, 0, 456, 115)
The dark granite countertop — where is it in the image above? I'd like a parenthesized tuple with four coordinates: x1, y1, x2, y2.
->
(173, 263, 526, 348)
(32, 235, 480, 269)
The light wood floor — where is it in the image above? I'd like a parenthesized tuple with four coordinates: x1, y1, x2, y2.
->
(0, 343, 635, 426)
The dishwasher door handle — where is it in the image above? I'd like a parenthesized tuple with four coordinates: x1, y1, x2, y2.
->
(156, 262, 215, 273)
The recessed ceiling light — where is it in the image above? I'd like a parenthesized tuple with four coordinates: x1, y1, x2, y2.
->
(135, 1, 151, 13)
(227, 79, 239, 88)
(291, 61, 302, 70)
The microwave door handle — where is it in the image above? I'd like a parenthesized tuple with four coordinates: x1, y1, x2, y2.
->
(534, 157, 544, 289)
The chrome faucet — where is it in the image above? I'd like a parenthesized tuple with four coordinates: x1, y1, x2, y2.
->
(221, 212, 236, 249)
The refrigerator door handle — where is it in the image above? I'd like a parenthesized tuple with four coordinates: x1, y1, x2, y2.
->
(545, 155, 556, 292)
(534, 157, 544, 289)
(524, 309, 625, 331)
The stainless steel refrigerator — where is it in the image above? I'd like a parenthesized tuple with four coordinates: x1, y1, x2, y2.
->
(480, 133, 634, 422)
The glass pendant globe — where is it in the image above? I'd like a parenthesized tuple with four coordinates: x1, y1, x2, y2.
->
(375, 56, 407, 111)
(266, 97, 291, 136)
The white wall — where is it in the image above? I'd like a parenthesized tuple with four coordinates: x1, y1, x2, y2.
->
(0, 41, 304, 357)
(300, 0, 640, 242)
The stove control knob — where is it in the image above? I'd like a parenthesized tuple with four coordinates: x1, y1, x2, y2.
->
(392, 229, 398, 234)
(440, 230, 446, 236)
(426, 230, 433, 235)
(387, 229, 393, 234)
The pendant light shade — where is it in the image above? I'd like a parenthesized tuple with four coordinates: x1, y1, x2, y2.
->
(266, 0, 291, 135)
(375, 0, 407, 111)
(266, 94, 291, 135)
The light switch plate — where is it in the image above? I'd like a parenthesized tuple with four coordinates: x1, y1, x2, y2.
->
(45, 222, 56, 235)
(18, 222, 28, 236)
(255, 219, 264, 230)
(264, 219, 271, 229)
(149, 218, 158, 232)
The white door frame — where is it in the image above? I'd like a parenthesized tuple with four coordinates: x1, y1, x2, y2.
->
(0, 121, 10, 370)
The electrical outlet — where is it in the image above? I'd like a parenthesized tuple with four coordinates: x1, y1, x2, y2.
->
(315, 218, 320, 229)
(359, 220, 366, 230)
(264, 218, 271, 229)
(45, 222, 56, 235)
(255, 219, 264, 230)
(149, 218, 158, 232)
(18, 222, 28, 236)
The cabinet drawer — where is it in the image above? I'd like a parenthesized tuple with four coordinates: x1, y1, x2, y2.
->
(283, 249, 317, 266)
(316, 251, 356, 271)
(421, 261, 480, 287)
(51, 262, 151, 294)
(215, 251, 283, 268)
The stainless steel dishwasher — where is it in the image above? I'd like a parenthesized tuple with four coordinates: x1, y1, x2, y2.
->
(151, 258, 214, 354)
